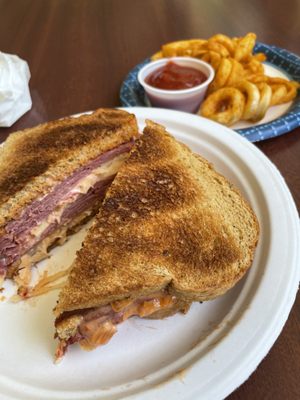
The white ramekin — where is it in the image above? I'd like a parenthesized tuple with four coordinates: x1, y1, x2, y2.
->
(138, 57, 215, 113)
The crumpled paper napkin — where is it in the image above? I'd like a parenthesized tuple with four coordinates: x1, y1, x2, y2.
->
(0, 51, 32, 127)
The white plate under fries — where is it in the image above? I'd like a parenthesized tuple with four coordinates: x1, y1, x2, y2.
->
(0, 108, 299, 400)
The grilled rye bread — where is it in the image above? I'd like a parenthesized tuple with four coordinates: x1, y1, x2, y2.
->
(0, 109, 137, 229)
(0, 109, 139, 286)
(54, 120, 259, 358)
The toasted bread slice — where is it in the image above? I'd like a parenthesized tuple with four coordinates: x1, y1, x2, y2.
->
(54, 120, 259, 360)
(55, 120, 259, 316)
(0, 109, 138, 230)
(0, 109, 139, 286)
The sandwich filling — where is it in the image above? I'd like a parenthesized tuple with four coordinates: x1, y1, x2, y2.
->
(0, 141, 134, 284)
(55, 291, 188, 361)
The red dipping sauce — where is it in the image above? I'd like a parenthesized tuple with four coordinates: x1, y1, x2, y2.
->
(145, 61, 207, 90)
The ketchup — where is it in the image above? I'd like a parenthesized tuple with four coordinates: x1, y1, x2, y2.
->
(145, 61, 207, 90)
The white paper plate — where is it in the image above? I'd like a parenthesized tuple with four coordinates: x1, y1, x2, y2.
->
(0, 108, 299, 400)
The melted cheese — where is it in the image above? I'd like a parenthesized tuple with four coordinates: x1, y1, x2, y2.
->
(79, 321, 117, 350)
(71, 154, 127, 195)
(122, 296, 175, 318)
(77, 293, 176, 350)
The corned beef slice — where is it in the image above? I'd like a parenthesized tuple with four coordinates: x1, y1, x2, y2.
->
(0, 141, 133, 273)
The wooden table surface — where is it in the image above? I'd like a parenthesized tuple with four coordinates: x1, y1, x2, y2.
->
(0, 0, 299, 399)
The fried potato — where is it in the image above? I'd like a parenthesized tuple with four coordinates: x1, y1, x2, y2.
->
(201, 50, 222, 70)
(247, 74, 268, 83)
(151, 51, 163, 61)
(253, 83, 272, 121)
(161, 39, 207, 58)
(226, 59, 245, 86)
(208, 58, 232, 93)
(236, 81, 261, 120)
(267, 77, 298, 105)
(207, 38, 230, 57)
(270, 84, 288, 106)
(200, 87, 245, 126)
(209, 34, 236, 55)
(244, 58, 265, 75)
(253, 52, 267, 62)
(234, 32, 256, 62)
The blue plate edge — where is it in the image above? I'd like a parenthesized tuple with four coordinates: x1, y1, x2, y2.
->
(120, 42, 300, 142)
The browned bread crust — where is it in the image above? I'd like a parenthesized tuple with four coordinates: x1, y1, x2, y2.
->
(55, 120, 259, 315)
(0, 109, 138, 233)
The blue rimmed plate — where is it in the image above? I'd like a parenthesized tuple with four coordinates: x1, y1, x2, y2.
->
(120, 43, 300, 142)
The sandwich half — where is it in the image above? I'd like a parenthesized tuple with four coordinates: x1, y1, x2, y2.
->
(0, 109, 138, 290)
(54, 120, 259, 361)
